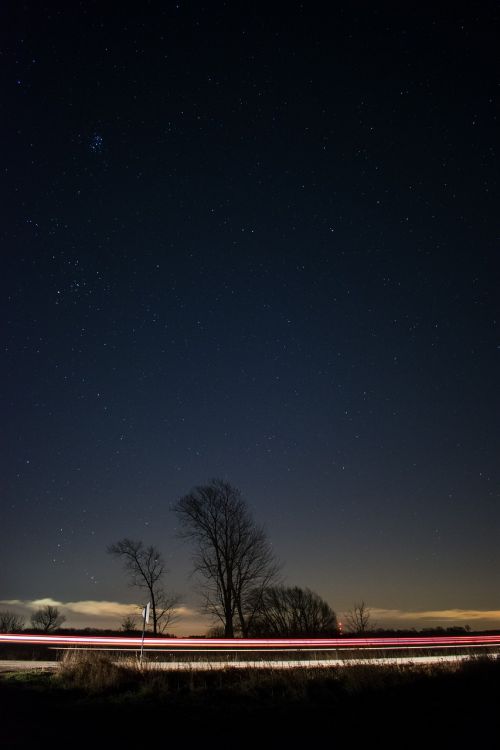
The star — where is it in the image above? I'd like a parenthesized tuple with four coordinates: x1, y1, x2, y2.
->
(89, 134, 104, 153)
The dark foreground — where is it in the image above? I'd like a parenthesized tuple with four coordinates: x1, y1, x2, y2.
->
(1, 656, 499, 746)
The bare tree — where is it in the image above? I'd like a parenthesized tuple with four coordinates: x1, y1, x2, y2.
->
(344, 601, 375, 634)
(30, 605, 65, 632)
(0, 611, 25, 632)
(206, 624, 225, 638)
(153, 591, 181, 634)
(247, 586, 339, 637)
(121, 614, 138, 632)
(107, 538, 180, 635)
(173, 478, 280, 637)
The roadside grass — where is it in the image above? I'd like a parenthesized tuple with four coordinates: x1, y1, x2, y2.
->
(4, 651, 500, 702)
(57, 650, 138, 694)
(48, 650, 499, 706)
(1, 669, 55, 687)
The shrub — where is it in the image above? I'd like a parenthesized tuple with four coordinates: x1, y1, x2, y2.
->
(58, 651, 136, 694)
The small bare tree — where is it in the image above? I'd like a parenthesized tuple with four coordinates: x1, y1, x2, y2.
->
(121, 614, 138, 632)
(0, 611, 25, 632)
(345, 601, 374, 634)
(174, 479, 280, 637)
(30, 605, 65, 632)
(108, 538, 180, 635)
(153, 591, 181, 634)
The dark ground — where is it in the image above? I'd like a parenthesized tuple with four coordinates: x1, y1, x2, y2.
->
(1, 658, 499, 747)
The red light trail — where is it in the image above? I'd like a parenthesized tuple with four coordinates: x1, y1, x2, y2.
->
(1, 634, 500, 649)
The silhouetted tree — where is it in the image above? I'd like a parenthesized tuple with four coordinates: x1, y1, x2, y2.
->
(107, 538, 180, 635)
(206, 624, 226, 638)
(174, 479, 280, 637)
(0, 611, 25, 632)
(30, 605, 65, 632)
(247, 586, 339, 637)
(345, 601, 374, 633)
(121, 614, 138, 632)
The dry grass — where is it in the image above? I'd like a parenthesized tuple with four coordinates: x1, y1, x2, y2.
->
(58, 651, 137, 693)
(54, 649, 500, 709)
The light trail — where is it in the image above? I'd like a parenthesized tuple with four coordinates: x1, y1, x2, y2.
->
(52, 643, 500, 653)
(2, 633, 500, 649)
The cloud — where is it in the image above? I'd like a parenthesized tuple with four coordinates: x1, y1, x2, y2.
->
(0, 598, 137, 617)
(368, 608, 500, 627)
(64, 601, 140, 617)
(0, 598, 201, 632)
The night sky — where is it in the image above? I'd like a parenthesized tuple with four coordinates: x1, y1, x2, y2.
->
(2, 2, 499, 633)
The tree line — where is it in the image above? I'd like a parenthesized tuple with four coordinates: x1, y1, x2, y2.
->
(0, 605, 65, 633)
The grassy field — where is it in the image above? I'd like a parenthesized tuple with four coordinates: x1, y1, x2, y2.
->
(1, 653, 499, 745)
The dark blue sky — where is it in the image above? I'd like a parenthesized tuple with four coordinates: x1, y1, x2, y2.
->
(1, 2, 499, 631)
